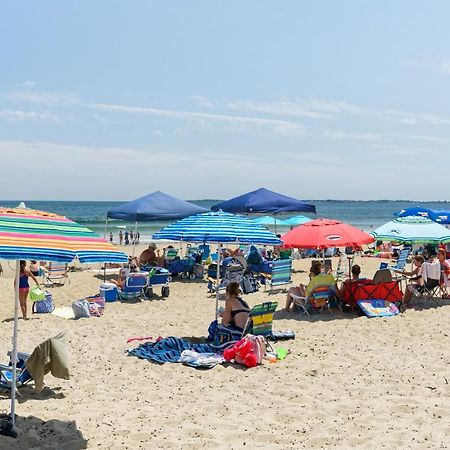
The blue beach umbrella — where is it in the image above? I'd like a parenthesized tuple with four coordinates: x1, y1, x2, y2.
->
(370, 216, 450, 244)
(153, 211, 281, 317)
(252, 215, 289, 227)
(153, 210, 282, 245)
(283, 215, 312, 226)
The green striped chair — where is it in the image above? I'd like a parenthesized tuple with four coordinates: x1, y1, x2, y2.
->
(243, 301, 278, 337)
(263, 259, 293, 293)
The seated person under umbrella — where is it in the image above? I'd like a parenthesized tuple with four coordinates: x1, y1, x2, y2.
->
(221, 282, 250, 332)
(285, 261, 337, 311)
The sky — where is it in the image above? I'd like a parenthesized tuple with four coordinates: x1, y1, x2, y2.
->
(1, 1, 450, 201)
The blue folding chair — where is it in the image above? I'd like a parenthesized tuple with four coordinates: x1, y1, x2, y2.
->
(118, 272, 149, 302)
(263, 259, 293, 293)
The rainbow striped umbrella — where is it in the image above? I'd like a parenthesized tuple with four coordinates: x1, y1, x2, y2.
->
(0, 207, 127, 427)
(0, 208, 127, 263)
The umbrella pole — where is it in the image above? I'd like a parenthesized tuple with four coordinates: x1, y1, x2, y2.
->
(322, 248, 325, 269)
(215, 243, 221, 320)
(11, 260, 20, 425)
(274, 216, 277, 235)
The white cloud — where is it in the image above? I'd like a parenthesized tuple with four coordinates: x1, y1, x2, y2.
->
(0, 139, 444, 201)
(89, 102, 307, 136)
(0, 109, 60, 122)
(2, 89, 80, 106)
(322, 130, 383, 142)
(440, 61, 450, 75)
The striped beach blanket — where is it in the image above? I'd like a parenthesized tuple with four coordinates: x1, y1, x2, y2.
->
(127, 337, 224, 366)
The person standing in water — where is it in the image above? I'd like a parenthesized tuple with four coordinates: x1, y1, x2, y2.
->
(14, 260, 40, 320)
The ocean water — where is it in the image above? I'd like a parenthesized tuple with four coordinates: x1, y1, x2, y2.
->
(1, 199, 449, 240)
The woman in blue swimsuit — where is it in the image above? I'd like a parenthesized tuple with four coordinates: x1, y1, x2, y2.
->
(14, 260, 40, 319)
(222, 282, 250, 332)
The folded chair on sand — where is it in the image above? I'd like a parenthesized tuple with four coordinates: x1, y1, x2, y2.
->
(45, 263, 70, 286)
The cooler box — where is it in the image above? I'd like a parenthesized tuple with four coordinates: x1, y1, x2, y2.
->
(149, 268, 170, 285)
(100, 283, 118, 302)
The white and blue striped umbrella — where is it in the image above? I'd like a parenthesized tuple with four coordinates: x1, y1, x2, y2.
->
(153, 210, 282, 245)
(371, 216, 450, 244)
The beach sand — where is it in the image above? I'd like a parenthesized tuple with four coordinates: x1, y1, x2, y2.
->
(0, 246, 449, 449)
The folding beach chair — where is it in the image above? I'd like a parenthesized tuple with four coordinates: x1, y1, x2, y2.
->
(243, 302, 278, 337)
(45, 263, 69, 286)
(390, 247, 411, 271)
(292, 286, 335, 315)
(411, 261, 441, 307)
(0, 351, 33, 395)
(164, 248, 178, 263)
(118, 272, 149, 302)
(262, 259, 293, 293)
(334, 254, 346, 283)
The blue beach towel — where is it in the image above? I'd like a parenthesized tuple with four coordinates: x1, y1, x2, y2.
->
(127, 337, 226, 366)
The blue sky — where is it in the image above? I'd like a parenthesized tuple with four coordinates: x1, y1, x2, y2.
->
(1, 1, 450, 201)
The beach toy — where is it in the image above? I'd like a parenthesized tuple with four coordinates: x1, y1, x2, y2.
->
(276, 348, 288, 360)
(29, 286, 45, 302)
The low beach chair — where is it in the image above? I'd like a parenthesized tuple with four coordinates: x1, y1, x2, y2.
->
(411, 261, 441, 307)
(262, 259, 293, 293)
(45, 263, 69, 286)
(0, 351, 33, 394)
(243, 301, 278, 337)
(390, 247, 411, 274)
(118, 272, 149, 302)
(164, 248, 178, 263)
(292, 286, 335, 315)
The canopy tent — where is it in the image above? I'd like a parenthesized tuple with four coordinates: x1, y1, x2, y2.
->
(281, 218, 374, 250)
(0, 207, 127, 428)
(252, 215, 289, 226)
(211, 188, 316, 214)
(107, 191, 207, 221)
(153, 210, 281, 318)
(370, 216, 450, 244)
(283, 215, 312, 226)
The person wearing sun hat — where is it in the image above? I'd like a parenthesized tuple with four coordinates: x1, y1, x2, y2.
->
(139, 242, 160, 267)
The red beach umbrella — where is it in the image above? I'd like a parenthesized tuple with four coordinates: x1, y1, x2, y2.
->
(281, 218, 374, 249)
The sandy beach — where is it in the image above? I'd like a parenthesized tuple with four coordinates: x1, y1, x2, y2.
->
(0, 246, 449, 449)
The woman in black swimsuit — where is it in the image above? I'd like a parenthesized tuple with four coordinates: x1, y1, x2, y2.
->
(222, 282, 250, 331)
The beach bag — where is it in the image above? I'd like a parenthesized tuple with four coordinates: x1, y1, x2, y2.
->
(208, 320, 242, 346)
(29, 286, 45, 302)
(32, 291, 55, 314)
(223, 335, 266, 368)
(72, 299, 90, 319)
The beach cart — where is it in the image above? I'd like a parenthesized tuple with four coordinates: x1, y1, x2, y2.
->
(146, 267, 171, 298)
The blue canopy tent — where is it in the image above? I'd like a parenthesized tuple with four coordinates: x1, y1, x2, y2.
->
(106, 191, 208, 255)
(153, 210, 281, 317)
(211, 188, 315, 233)
(107, 191, 207, 221)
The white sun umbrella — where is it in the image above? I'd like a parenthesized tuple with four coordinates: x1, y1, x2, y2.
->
(370, 216, 450, 244)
